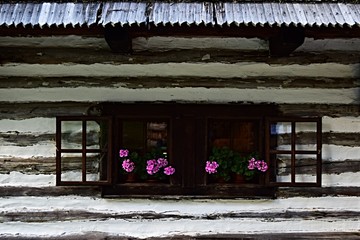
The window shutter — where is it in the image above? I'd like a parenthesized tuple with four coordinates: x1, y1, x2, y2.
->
(56, 116, 112, 186)
(265, 117, 322, 187)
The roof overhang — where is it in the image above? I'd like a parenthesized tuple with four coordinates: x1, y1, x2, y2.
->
(1, 1, 359, 28)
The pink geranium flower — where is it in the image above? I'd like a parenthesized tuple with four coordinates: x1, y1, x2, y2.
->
(164, 166, 175, 175)
(119, 149, 129, 158)
(205, 161, 219, 174)
(122, 159, 135, 172)
(248, 158, 268, 172)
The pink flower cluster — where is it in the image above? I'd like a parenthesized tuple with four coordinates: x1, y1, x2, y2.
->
(248, 158, 268, 172)
(146, 158, 175, 176)
(122, 159, 135, 172)
(119, 149, 135, 172)
(119, 149, 129, 158)
(164, 166, 176, 175)
(205, 161, 219, 174)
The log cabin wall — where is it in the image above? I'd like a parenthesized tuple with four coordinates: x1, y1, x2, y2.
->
(0, 33, 359, 238)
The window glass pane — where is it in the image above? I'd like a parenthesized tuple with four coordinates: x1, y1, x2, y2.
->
(86, 121, 101, 149)
(208, 120, 258, 153)
(270, 154, 292, 183)
(119, 120, 169, 183)
(122, 121, 145, 152)
(207, 119, 260, 184)
(147, 121, 168, 152)
(295, 154, 317, 183)
(86, 152, 107, 182)
(61, 121, 82, 149)
(61, 152, 82, 181)
(232, 121, 258, 153)
(295, 122, 317, 151)
(269, 122, 292, 151)
(208, 120, 231, 148)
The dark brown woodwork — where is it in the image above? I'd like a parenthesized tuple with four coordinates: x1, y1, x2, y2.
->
(2, 47, 360, 65)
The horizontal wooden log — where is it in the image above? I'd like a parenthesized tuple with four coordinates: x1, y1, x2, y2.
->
(0, 75, 358, 89)
(275, 132, 360, 147)
(2, 46, 360, 65)
(0, 186, 100, 197)
(0, 103, 356, 120)
(1, 209, 358, 223)
(274, 159, 360, 175)
(0, 133, 55, 146)
(1, 186, 358, 197)
(0, 157, 103, 174)
(1, 87, 358, 104)
(1, 232, 360, 240)
(1, 63, 358, 79)
(278, 104, 360, 117)
(0, 102, 97, 120)
(277, 187, 360, 197)
(0, 158, 55, 173)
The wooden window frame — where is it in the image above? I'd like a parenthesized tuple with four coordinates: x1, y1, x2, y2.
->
(55, 104, 322, 197)
(265, 117, 322, 187)
(56, 116, 112, 186)
(113, 116, 175, 185)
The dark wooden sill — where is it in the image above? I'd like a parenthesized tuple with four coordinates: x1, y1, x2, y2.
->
(101, 184, 276, 199)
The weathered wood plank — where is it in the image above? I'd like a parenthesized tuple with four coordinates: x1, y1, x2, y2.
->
(0, 158, 55, 173)
(0, 157, 103, 174)
(279, 104, 360, 117)
(1, 232, 359, 240)
(0, 102, 98, 120)
(277, 187, 360, 197)
(0, 103, 357, 120)
(1, 209, 358, 223)
(275, 132, 360, 147)
(274, 159, 360, 175)
(0, 186, 100, 197)
(0, 133, 55, 146)
(2, 46, 360, 65)
(0, 132, 100, 147)
(0, 76, 358, 89)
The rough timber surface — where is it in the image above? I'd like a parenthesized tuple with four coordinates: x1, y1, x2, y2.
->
(0, 232, 359, 240)
(2, 47, 360, 65)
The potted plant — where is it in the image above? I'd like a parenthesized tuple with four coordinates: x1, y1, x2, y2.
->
(205, 147, 268, 183)
(205, 147, 234, 182)
(230, 153, 249, 183)
(232, 153, 268, 182)
(119, 148, 175, 182)
(144, 148, 175, 181)
(119, 149, 143, 182)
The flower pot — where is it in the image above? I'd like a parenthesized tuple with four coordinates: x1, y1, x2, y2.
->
(125, 172, 138, 182)
(233, 174, 245, 183)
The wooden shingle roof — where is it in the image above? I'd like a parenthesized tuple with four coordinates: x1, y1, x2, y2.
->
(0, 1, 359, 27)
